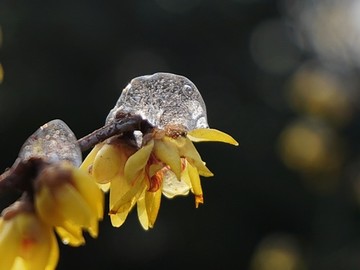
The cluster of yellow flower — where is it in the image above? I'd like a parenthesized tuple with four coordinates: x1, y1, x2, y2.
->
(0, 161, 104, 269)
(82, 125, 238, 230)
(0, 73, 238, 269)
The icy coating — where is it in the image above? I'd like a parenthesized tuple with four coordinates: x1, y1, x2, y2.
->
(19, 119, 82, 167)
(106, 72, 209, 130)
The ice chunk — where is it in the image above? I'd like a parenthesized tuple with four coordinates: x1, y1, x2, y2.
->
(19, 119, 82, 167)
(106, 72, 209, 130)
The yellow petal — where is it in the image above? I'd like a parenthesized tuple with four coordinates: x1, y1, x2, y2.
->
(0, 218, 18, 270)
(187, 128, 239, 146)
(137, 191, 149, 230)
(145, 188, 162, 229)
(187, 162, 204, 208)
(35, 186, 65, 227)
(98, 182, 111, 192)
(124, 140, 154, 183)
(55, 222, 85, 247)
(55, 184, 93, 228)
(110, 174, 146, 215)
(162, 169, 191, 198)
(46, 230, 59, 270)
(110, 212, 130, 228)
(92, 144, 123, 184)
(19, 218, 53, 270)
(154, 137, 181, 180)
(0, 213, 58, 270)
(178, 137, 214, 177)
(109, 174, 132, 210)
(80, 143, 103, 173)
(72, 167, 104, 221)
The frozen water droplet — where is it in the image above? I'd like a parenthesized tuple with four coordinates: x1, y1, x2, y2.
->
(19, 119, 82, 167)
(106, 72, 209, 130)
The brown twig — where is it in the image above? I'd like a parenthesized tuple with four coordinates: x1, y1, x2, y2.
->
(0, 158, 48, 195)
(77, 114, 152, 152)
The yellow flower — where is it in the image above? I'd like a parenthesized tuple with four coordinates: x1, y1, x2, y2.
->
(0, 201, 59, 270)
(82, 126, 238, 230)
(34, 161, 104, 246)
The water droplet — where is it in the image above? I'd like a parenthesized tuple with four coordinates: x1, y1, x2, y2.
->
(18, 119, 82, 167)
(106, 72, 209, 130)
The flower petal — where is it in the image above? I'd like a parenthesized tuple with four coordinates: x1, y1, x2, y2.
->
(110, 212, 130, 228)
(162, 169, 191, 198)
(72, 167, 104, 221)
(0, 218, 18, 269)
(137, 191, 149, 230)
(54, 184, 93, 228)
(92, 144, 123, 184)
(187, 128, 239, 146)
(145, 188, 162, 229)
(35, 186, 65, 227)
(46, 230, 59, 270)
(55, 222, 85, 246)
(80, 143, 103, 173)
(109, 173, 146, 216)
(178, 137, 213, 177)
(154, 137, 181, 180)
(124, 140, 154, 183)
(20, 218, 53, 270)
(187, 162, 204, 208)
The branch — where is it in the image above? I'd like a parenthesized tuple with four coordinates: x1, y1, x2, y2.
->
(0, 158, 47, 194)
(77, 114, 152, 152)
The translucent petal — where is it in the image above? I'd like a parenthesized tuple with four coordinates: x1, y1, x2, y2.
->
(98, 182, 110, 192)
(137, 192, 149, 230)
(162, 169, 191, 198)
(124, 140, 154, 183)
(154, 137, 181, 179)
(45, 231, 59, 270)
(145, 188, 162, 229)
(110, 212, 130, 228)
(0, 218, 18, 270)
(110, 174, 146, 215)
(178, 137, 213, 177)
(106, 72, 209, 130)
(109, 174, 132, 210)
(187, 162, 204, 208)
(18, 119, 82, 166)
(20, 220, 53, 270)
(35, 186, 65, 227)
(55, 185, 93, 228)
(187, 128, 239, 146)
(92, 144, 123, 184)
(72, 166, 104, 220)
(55, 223, 84, 247)
(80, 143, 103, 174)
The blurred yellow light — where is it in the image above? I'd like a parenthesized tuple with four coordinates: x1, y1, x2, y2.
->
(250, 234, 304, 270)
(278, 119, 341, 174)
(288, 65, 352, 126)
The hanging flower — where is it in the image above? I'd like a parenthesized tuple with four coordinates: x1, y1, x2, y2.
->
(80, 72, 239, 230)
(0, 200, 59, 270)
(82, 125, 238, 230)
(34, 161, 104, 246)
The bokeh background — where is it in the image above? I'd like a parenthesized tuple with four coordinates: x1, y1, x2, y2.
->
(2, 0, 360, 269)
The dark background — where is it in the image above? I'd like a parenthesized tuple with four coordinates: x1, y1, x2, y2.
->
(1, 0, 360, 269)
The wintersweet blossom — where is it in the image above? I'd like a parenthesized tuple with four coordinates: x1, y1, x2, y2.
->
(34, 161, 104, 246)
(81, 125, 238, 230)
(0, 200, 58, 270)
